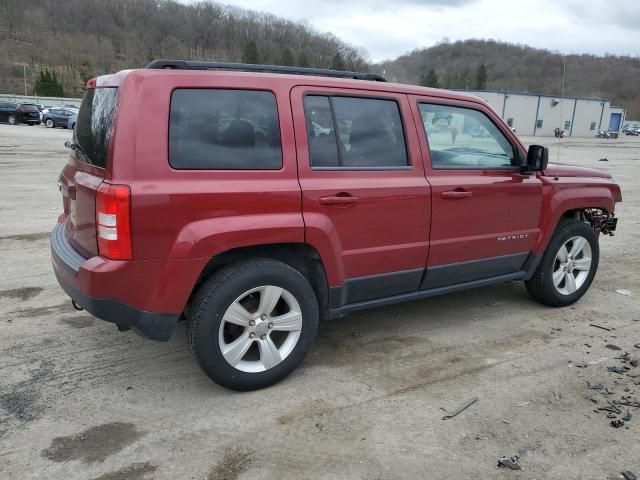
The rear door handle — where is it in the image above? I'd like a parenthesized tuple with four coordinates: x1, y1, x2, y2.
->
(319, 194, 360, 205)
(441, 190, 472, 200)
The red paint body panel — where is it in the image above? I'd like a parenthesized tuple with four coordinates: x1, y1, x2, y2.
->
(533, 176, 621, 254)
(52, 241, 205, 313)
(408, 94, 543, 266)
(542, 164, 612, 179)
(291, 86, 430, 286)
(59, 159, 105, 258)
(52, 68, 622, 318)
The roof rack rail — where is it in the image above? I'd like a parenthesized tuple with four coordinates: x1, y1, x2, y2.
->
(145, 59, 387, 82)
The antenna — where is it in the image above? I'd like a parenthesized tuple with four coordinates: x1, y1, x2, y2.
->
(555, 56, 566, 180)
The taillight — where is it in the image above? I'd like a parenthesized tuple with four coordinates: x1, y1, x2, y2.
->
(95, 183, 132, 260)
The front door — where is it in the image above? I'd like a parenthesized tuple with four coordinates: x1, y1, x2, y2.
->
(292, 87, 431, 305)
(410, 96, 543, 289)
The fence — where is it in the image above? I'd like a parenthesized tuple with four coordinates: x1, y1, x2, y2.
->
(0, 93, 82, 108)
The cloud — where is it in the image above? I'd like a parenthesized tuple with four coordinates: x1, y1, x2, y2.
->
(562, 1, 640, 31)
(214, 0, 640, 60)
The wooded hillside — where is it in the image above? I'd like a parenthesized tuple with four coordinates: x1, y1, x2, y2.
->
(1, 3, 639, 118)
(378, 39, 640, 119)
(0, 0, 367, 97)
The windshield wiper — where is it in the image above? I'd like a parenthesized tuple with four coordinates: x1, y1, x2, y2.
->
(64, 141, 86, 155)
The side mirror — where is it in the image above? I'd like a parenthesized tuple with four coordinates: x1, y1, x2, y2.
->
(524, 145, 549, 172)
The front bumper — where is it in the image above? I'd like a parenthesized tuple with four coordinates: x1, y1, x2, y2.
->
(51, 222, 180, 341)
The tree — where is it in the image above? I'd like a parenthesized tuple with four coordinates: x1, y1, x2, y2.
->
(419, 69, 439, 88)
(443, 71, 459, 89)
(279, 48, 295, 66)
(474, 64, 487, 90)
(331, 52, 345, 71)
(297, 52, 310, 68)
(241, 40, 260, 64)
(34, 69, 64, 97)
(459, 67, 471, 89)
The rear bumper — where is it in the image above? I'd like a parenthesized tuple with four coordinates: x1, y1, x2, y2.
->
(51, 222, 181, 341)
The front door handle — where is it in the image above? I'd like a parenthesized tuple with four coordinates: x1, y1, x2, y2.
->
(441, 190, 472, 200)
(319, 193, 360, 205)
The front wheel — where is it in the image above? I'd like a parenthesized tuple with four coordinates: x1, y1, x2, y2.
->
(8, 115, 16, 125)
(189, 258, 319, 390)
(525, 219, 599, 307)
(45, 119, 54, 128)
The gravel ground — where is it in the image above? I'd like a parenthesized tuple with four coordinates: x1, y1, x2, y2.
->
(1, 124, 639, 480)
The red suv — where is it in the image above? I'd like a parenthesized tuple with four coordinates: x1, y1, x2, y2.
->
(51, 60, 622, 390)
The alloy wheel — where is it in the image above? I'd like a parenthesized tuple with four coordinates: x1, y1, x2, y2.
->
(218, 285, 303, 373)
(552, 235, 592, 295)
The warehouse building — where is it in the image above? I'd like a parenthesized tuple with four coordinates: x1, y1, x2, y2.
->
(460, 90, 626, 137)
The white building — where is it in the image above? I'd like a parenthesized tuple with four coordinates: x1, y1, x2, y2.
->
(460, 90, 626, 137)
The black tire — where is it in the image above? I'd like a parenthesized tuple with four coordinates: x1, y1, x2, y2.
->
(45, 118, 54, 128)
(525, 219, 599, 307)
(8, 115, 16, 125)
(189, 258, 319, 391)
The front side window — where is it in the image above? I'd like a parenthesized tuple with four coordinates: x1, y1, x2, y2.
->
(169, 89, 282, 170)
(304, 95, 409, 169)
(419, 103, 516, 169)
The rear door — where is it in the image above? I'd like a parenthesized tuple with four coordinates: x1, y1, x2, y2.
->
(59, 87, 118, 257)
(52, 109, 66, 126)
(409, 96, 543, 288)
(292, 86, 431, 304)
(0, 103, 13, 122)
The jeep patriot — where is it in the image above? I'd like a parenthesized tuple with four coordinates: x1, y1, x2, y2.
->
(51, 60, 622, 390)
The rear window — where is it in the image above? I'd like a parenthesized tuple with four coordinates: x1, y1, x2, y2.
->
(169, 89, 282, 170)
(74, 87, 118, 168)
(20, 104, 39, 112)
(303, 95, 409, 169)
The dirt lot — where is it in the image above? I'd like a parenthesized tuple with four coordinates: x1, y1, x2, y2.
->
(1, 124, 639, 479)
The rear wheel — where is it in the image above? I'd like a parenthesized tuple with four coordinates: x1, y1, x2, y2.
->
(189, 258, 319, 390)
(8, 115, 16, 125)
(525, 219, 599, 307)
(45, 118, 54, 128)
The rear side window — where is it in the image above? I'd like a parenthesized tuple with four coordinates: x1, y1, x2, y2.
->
(304, 95, 409, 169)
(74, 88, 118, 168)
(169, 89, 282, 170)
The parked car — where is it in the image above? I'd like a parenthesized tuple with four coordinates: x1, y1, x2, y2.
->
(67, 113, 77, 130)
(0, 102, 41, 125)
(42, 107, 77, 128)
(51, 60, 622, 391)
(622, 124, 640, 136)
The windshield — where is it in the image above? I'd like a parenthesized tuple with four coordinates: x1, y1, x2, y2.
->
(73, 87, 118, 168)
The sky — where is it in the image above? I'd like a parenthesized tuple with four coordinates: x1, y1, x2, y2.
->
(218, 0, 640, 62)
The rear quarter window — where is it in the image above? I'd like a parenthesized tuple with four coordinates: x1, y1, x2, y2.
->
(169, 89, 282, 170)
